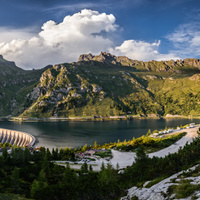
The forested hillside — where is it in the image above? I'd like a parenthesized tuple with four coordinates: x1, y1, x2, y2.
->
(0, 55, 50, 117)
(1, 134, 200, 199)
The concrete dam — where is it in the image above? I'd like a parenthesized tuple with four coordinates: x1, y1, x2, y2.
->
(0, 128, 35, 147)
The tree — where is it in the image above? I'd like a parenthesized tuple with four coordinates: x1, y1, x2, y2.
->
(135, 146, 149, 163)
(59, 148, 64, 159)
(101, 162, 105, 171)
(146, 129, 152, 136)
(52, 148, 59, 160)
(134, 146, 149, 180)
(31, 179, 40, 198)
(46, 148, 51, 159)
(30, 170, 48, 199)
(11, 147, 17, 162)
(94, 141, 98, 149)
(82, 144, 87, 152)
(116, 163, 120, 170)
(98, 163, 118, 194)
(89, 165, 93, 172)
(23, 148, 31, 163)
(11, 167, 20, 192)
(2, 147, 8, 160)
(16, 148, 24, 163)
(62, 163, 77, 197)
(197, 128, 200, 136)
(42, 155, 50, 175)
(81, 162, 88, 173)
(63, 163, 77, 184)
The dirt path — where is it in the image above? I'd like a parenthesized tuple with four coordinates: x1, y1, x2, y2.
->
(69, 126, 199, 171)
(110, 126, 199, 169)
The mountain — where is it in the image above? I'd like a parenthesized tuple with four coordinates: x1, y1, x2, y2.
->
(0, 55, 51, 117)
(15, 52, 200, 118)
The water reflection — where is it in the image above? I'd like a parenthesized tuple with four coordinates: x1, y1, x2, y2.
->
(0, 118, 198, 149)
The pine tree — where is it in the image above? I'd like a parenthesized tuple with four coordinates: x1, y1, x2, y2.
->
(31, 179, 40, 198)
(11, 167, 20, 193)
(82, 144, 87, 152)
(89, 165, 93, 172)
(23, 148, 31, 163)
(2, 147, 8, 159)
(42, 155, 50, 175)
(81, 162, 88, 173)
(94, 141, 98, 149)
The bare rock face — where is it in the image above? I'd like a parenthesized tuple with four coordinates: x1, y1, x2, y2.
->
(40, 69, 54, 82)
(53, 64, 61, 70)
(189, 74, 200, 81)
(78, 53, 94, 62)
(92, 85, 103, 93)
(78, 52, 119, 64)
(183, 58, 200, 68)
(93, 52, 115, 62)
(28, 87, 41, 100)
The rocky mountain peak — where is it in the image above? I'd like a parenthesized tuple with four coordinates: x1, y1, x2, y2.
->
(78, 53, 94, 62)
(78, 52, 116, 62)
(183, 58, 200, 68)
(93, 52, 116, 63)
(99, 52, 115, 60)
(78, 52, 121, 65)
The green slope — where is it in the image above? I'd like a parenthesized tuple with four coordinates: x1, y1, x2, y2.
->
(0, 55, 50, 117)
(19, 52, 200, 118)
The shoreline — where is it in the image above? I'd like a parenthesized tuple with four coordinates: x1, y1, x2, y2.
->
(5, 114, 200, 122)
(68, 125, 200, 171)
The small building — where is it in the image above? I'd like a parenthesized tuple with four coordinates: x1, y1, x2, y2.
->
(84, 149, 96, 156)
(153, 133, 159, 136)
(189, 123, 195, 128)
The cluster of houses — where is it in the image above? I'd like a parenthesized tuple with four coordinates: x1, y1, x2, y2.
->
(150, 123, 196, 138)
(75, 149, 109, 162)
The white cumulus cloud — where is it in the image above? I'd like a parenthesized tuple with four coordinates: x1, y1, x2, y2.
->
(0, 9, 117, 69)
(109, 40, 179, 61)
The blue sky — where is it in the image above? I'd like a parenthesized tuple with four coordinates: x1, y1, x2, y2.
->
(0, 0, 199, 69)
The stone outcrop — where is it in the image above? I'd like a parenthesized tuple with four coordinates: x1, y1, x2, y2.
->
(121, 165, 199, 200)
(78, 53, 94, 62)
(79, 52, 119, 64)
(183, 58, 200, 68)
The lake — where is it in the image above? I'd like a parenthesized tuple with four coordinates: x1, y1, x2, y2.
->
(0, 118, 199, 149)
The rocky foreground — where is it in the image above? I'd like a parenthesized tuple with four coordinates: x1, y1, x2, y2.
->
(121, 164, 200, 200)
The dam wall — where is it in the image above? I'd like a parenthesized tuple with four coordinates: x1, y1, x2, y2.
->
(0, 128, 35, 147)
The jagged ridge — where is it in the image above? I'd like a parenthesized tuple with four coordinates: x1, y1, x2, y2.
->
(79, 52, 200, 73)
